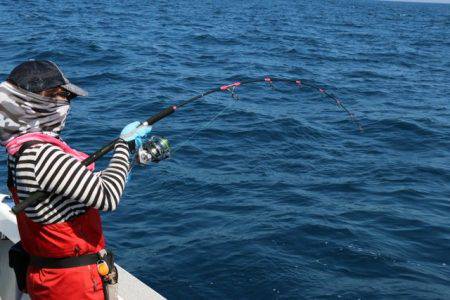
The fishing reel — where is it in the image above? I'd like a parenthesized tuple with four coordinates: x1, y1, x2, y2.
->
(135, 136, 171, 165)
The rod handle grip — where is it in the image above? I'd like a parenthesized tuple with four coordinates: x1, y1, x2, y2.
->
(82, 139, 118, 166)
(11, 191, 49, 215)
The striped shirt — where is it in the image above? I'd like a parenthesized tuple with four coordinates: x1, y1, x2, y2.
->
(8, 140, 131, 224)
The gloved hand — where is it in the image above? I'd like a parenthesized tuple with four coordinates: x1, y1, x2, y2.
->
(120, 121, 152, 151)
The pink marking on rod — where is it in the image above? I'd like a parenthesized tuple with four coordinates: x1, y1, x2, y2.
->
(220, 82, 241, 91)
(173, 105, 178, 110)
(295, 80, 302, 86)
(264, 77, 272, 82)
(319, 88, 325, 93)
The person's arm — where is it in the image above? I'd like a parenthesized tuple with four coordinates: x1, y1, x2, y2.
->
(34, 140, 131, 211)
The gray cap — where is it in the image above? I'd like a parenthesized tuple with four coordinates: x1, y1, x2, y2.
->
(7, 60, 88, 97)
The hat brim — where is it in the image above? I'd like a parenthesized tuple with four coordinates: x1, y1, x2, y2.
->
(61, 83, 88, 97)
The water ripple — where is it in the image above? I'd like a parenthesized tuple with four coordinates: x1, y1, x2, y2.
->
(1, 0, 450, 299)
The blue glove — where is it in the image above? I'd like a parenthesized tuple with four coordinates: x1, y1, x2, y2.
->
(120, 121, 152, 150)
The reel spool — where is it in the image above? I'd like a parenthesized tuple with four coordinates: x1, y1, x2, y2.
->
(136, 136, 170, 165)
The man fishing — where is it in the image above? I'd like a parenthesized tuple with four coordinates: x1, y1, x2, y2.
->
(0, 60, 157, 299)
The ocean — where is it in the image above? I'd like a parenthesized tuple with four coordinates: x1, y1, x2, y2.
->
(1, 0, 450, 299)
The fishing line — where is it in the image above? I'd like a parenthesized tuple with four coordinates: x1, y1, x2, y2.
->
(172, 97, 237, 154)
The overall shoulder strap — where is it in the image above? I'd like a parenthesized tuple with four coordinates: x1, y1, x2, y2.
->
(15, 141, 43, 159)
(7, 141, 43, 190)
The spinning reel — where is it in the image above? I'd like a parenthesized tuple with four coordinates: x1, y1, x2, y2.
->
(136, 136, 171, 165)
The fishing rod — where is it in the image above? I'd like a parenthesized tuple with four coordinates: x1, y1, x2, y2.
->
(11, 76, 361, 215)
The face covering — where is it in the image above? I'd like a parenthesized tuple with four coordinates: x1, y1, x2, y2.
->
(0, 81, 70, 145)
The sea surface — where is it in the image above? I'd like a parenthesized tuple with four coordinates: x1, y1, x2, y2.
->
(1, 0, 450, 299)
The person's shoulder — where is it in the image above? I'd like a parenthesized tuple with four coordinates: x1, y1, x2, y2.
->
(32, 143, 68, 159)
(16, 143, 65, 165)
(20, 142, 47, 155)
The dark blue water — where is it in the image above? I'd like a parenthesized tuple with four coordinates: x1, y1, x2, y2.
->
(1, 0, 450, 298)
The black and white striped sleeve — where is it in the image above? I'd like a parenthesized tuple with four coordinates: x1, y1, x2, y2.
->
(33, 140, 131, 211)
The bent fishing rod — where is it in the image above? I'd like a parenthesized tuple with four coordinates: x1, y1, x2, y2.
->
(11, 76, 361, 215)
